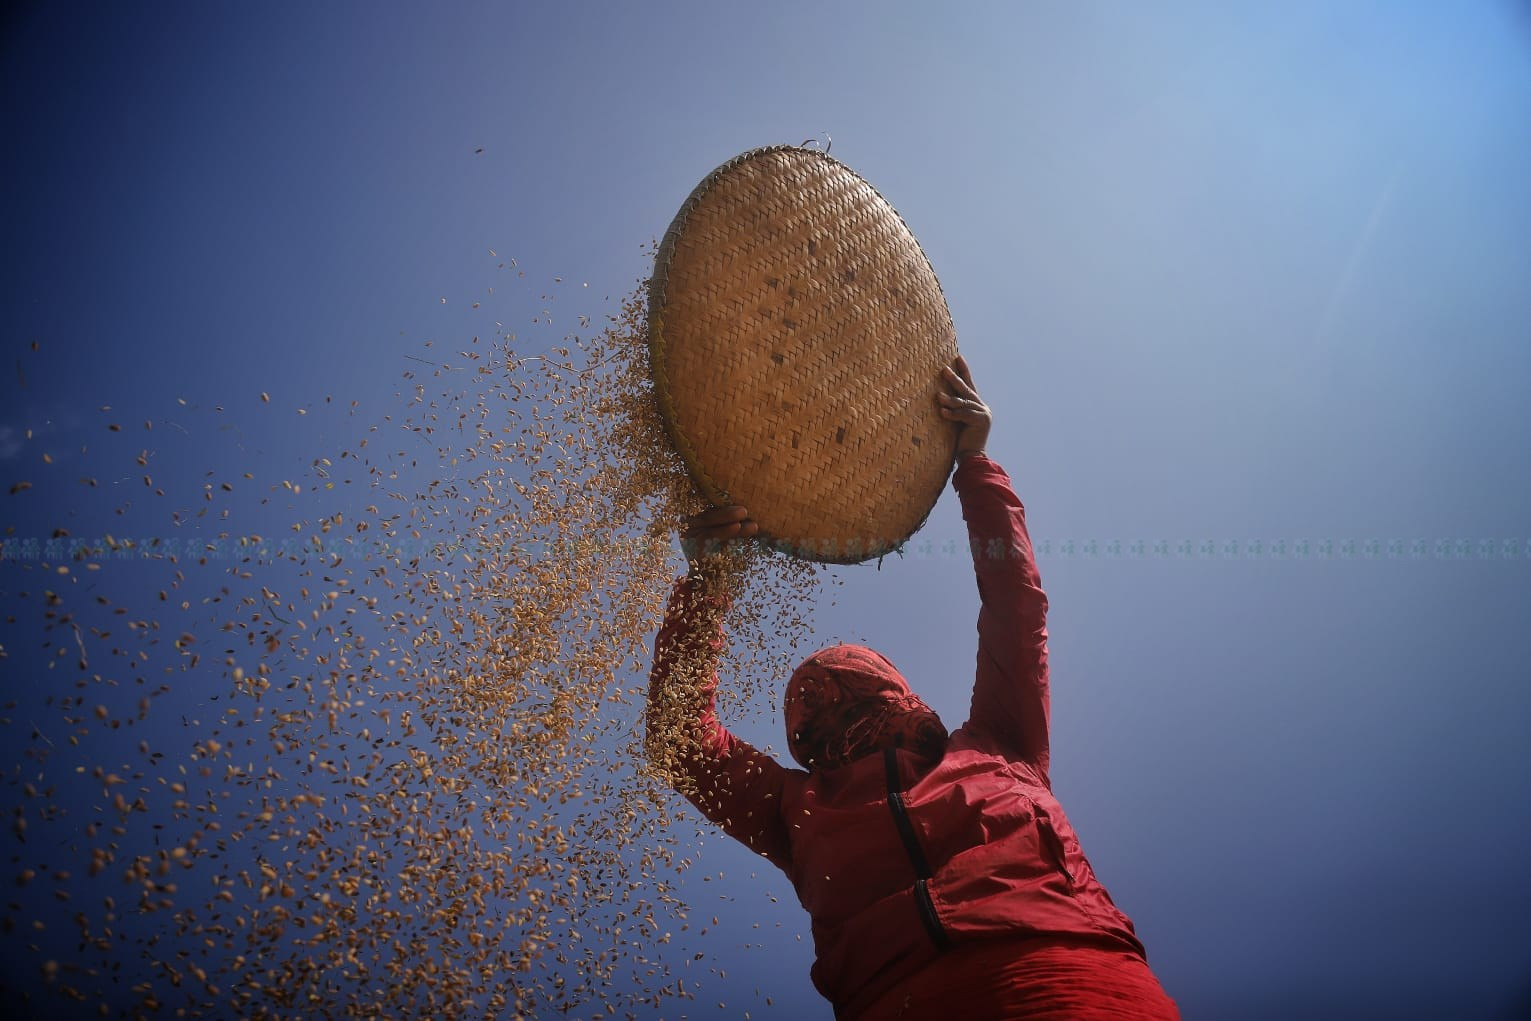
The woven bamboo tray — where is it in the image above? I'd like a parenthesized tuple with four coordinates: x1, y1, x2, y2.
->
(649, 145, 959, 564)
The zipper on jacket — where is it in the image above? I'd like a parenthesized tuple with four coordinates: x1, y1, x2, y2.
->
(883, 748, 951, 951)
(912, 878, 947, 950)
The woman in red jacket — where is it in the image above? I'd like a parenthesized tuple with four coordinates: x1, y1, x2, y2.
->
(647, 357, 1179, 1020)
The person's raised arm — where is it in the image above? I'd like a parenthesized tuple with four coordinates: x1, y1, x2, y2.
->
(939, 357, 1052, 780)
(645, 507, 793, 868)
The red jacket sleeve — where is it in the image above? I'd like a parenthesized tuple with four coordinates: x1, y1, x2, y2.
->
(954, 455, 1052, 780)
(646, 572, 793, 869)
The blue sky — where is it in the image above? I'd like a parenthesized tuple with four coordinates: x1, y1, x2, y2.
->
(4, 1, 1531, 1017)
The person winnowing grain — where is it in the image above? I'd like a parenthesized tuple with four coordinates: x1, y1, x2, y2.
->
(646, 355, 1179, 1020)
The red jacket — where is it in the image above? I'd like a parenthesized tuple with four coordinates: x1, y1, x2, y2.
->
(649, 456, 1152, 1018)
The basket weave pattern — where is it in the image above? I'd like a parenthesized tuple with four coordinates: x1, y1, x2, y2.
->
(650, 147, 958, 563)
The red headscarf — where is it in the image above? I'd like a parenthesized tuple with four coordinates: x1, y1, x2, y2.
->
(783, 644, 948, 770)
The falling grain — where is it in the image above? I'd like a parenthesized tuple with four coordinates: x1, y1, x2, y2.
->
(0, 254, 822, 1018)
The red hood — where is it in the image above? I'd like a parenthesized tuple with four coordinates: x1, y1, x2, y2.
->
(783, 644, 948, 770)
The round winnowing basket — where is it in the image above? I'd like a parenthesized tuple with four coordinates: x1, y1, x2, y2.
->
(648, 145, 959, 564)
